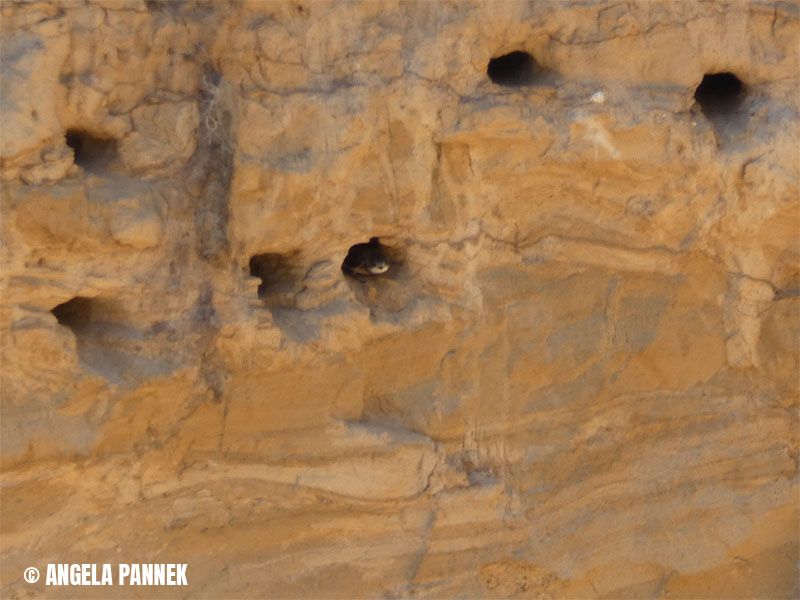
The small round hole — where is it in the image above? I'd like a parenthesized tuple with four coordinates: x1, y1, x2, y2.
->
(249, 252, 301, 300)
(65, 129, 118, 171)
(487, 51, 539, 87)
(694, 72, 745, 117)
(52, 297, 93, 332)
(342, 238, 392, 279)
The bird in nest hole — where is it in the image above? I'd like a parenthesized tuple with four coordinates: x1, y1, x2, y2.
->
(341, 237, 390, 280)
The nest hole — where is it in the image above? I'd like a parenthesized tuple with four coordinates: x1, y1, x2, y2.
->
(249, 252, 302, 302)
(694, 72, 746, 118)
(51, 297, 94, 333)
(65, 129, 119, 171)
(341, 237, 406, 281)
(487, 51, 540, 87)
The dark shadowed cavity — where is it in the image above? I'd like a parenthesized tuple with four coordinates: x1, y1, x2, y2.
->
(487, 51, 540, 86)
(65, 129, 118, 171)
(694, 72, 746, 117)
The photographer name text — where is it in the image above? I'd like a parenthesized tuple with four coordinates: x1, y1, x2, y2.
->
(32, 563, 188, 586)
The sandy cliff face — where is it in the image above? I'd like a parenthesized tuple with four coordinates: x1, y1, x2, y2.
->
(1, 1, 798, 597)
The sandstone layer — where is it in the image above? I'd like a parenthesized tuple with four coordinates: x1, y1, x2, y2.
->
(1, 1, 798, 598)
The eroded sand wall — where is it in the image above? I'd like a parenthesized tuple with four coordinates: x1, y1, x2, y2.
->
(1, 1, 798, 597)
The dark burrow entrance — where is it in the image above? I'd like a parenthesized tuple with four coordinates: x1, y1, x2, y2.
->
(341, 237, 406, 282)
(248, 251, 329, 343)
(249, 252, 302, 303)
(65, 129, 119, 171)
(340, 237, 415, 320)
(487, 51, 540, 86)
(52, 296, 176, 383)
(51, 296, 93, 333)
(694, 72, 746, 118)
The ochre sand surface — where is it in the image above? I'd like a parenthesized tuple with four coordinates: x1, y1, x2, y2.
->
(1, 1, 798, 598)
